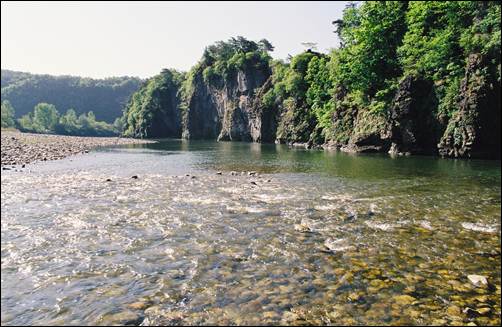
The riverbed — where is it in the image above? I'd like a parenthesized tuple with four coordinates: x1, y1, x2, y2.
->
(1, 140, 500, 325)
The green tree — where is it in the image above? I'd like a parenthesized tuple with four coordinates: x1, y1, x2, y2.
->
(33, 103, 59, 132)
(1, 100, 16, 128)
(17, 113, 34, 131)
(57, 109, 79, 134)
(258, 39, 274, 52)
(122, 69, 185, 138)
(398, 1, 474, 80)
(113, 116, 125, 134)
(306, 56, 335, 130)
(334, 1, 408, 96)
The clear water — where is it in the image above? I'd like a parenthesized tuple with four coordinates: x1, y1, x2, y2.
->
(1, 140, 501, 325)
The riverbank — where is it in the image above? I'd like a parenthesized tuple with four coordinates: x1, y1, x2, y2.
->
(1, 130, 155, 167)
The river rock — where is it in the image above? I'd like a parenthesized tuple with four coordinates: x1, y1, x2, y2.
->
(467, 275, 488, 287)
(127, 301, 148, 310)
(393, 295, 416, 306)
(446, 305, 462, 316)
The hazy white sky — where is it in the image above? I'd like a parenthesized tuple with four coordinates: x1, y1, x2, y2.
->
(1, 1, 348, 79)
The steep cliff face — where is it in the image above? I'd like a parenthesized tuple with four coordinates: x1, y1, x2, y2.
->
(182, 66, 272, 142)
(388, 76, 440, 155)
(247, 77, 277, 143)
(438, 54, 501, 159)
(181, 74, 220, 140)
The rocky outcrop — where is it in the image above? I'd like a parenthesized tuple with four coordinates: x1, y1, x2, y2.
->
(181, 74, 221, 140)
(388, 75, 439, 155)
(342, 110, 391, 153)
(248, 77, 278, 142)
(182, 66, 272, 142)
(438, 54, 501, 159)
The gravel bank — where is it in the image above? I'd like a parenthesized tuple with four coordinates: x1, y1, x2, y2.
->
(1, 130, 154, 167)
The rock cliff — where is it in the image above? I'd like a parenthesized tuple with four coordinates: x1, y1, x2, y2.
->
(438, 54, 501, 159)
(182, 65, 272, 142)
(388, 76, 440, 155)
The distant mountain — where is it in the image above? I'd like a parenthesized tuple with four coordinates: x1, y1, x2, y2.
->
(1, 69, 143, 122)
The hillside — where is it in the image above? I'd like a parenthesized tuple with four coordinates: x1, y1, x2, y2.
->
(1, 69, 142, 123)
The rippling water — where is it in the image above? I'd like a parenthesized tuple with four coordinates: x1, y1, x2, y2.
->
(1, 140, 501, 325)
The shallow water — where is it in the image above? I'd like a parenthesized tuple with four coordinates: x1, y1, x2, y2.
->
(1, 140, 501, 325)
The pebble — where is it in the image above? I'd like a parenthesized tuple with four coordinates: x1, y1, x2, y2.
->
(468, 275, 488, 287)
(446, 305, 462, 316)
(475, 307, 491, 315)
(393, 295, 416, 306)
(347, 292, 361, 302)
(101, 310, 142, 325)
(463, 306, 491, 317)
(127, 301, 148, 310)
(262, 311, 279, 320)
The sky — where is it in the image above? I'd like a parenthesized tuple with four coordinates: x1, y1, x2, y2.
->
(1, 1, 348, 79)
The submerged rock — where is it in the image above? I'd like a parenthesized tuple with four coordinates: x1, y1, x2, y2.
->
(322, 238, 355, 253)
(393, 295, 416, 306)
(127, 301, 149, 310)
(294, 219, 315, 233)
(463, 306, 492, 318)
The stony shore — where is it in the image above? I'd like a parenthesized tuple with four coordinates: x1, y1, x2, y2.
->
(1, 130, 154, 167)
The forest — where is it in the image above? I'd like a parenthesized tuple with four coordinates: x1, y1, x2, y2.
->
(1, 70, 142, 123)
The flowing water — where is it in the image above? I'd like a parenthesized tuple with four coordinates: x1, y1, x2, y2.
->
(1, 140, 501, 325)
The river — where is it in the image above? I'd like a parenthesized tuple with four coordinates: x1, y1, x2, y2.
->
(1, 140, 500, 325)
